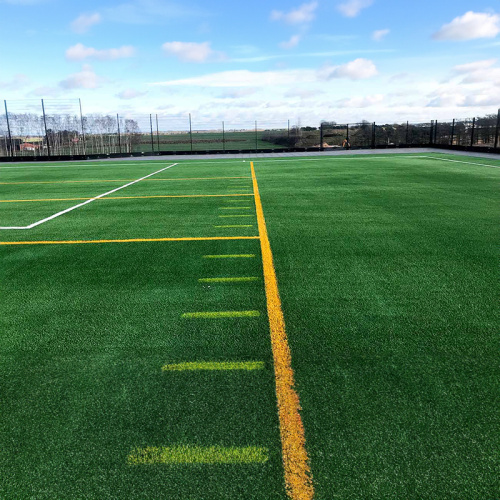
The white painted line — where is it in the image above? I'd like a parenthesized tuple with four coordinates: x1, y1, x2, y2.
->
(0, 163, 178, 230)
(420, 156, 500, 169)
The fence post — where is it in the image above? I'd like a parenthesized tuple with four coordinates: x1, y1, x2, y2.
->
(78, 98, 86, 155)
(434, 119, 438, 144)
(117, 114, 122, 154)
(405, 121, 409, 145)
(494, 109, 500, 149)
(287, 119, 290, 146)
(470, 117, 475, 147)
(429, 120, 434, 145)
(156, 114, 160, 151)
(371, 122, 376, 148)
(189, 114, 193, 152)
(255, 120, 258, 151)
(450, 119, 455, 146)
(222, 121, 225, 151)
(149, 114, 154, 153)
(319, 122, 323, 151)
(41, 99, 51, 158)
(4, 100, 13, 158)
(346, 123, 349, 143)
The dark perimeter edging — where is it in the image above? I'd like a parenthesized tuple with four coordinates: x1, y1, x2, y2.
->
(0, 144, 498, 163)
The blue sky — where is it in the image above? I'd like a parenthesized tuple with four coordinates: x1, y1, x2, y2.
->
(0, 0, 499, 127)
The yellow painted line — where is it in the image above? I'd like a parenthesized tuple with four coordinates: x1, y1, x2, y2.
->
(181, 310, 260, 318)
(203, 254, 256, 259)
(150, 176, 251, 181)
(198, 277, 259, 283)
(218, 214, 254, 218)
(251, 161, 314, 499)
(0, 236, 260, 246)
(128, 446, 268, 465)
(0, 194, 255, 204)
(0, 176, 251, 186)
(162, 361, 264, 371)
(214, 225, 254, 228)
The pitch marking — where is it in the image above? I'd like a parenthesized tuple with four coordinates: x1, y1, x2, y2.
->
(162, 361, 264, 371)
(128, 446, 268, 465)
(0, 236, 260, 246)
(0, 163, 178, 230)
(181, 311, 260, 318)
(251, 161, 314, 499)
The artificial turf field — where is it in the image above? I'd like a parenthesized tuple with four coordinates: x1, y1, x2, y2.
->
(0, 152, 498, 499)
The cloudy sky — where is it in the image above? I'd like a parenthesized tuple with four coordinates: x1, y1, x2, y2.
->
(0, 0, 499, 128)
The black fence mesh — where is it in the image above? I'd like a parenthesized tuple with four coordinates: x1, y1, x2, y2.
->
(0, 99, 498, 158)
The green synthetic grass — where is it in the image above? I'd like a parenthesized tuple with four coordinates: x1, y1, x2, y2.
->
(1, 153, 499, 498)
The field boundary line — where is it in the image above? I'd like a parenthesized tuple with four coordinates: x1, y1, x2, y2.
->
(0, 163, 178, 230)
(420, 156, 500, 169)
(0, 236, 260, 246)
(251, 161, 314, 499)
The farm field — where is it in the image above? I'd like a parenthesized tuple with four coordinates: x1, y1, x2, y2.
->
(0, 152, 498, 499)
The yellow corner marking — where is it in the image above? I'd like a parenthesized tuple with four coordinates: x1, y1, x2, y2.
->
(161, 361, 264, 371)
(128, 446, 268, 465)
(251, 161, 314, 499)
(181, 310, 260, 318)
(198, 277, 259, 283)
(202, 254, 256, 259)
(0, 236, 260, 246)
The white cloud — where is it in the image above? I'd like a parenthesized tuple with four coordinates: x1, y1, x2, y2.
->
(453, 59, 497, 74)
(433, 11, 500, 41)
(322, 58, 378, 80)
(452, 59, 500, 85)
(116, 89, 147, 99)
(336, 94, 384, 108)
(280, 35, 301, 49)
(372, 29, 389, 41)
(426, 94, 464, 107)
(461, 68, 500, 84)
(162, 41, 224, 62)
(30, 86, 62, 98)
(70, 13, 101, 34)
(285, 88, 322, 98)
(461, 91, 500, 107)
(270, 2, 318, 25)
(66, 43, 136, 61)
(0, 74, 29, 90)
(150, 69, 316, 87)
(60, 65, 100, 89)
(217, 88, 259, 99)
(337, 0, 373, 18)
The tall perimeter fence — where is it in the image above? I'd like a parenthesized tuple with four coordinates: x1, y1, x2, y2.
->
(1, 99, 499, 160)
